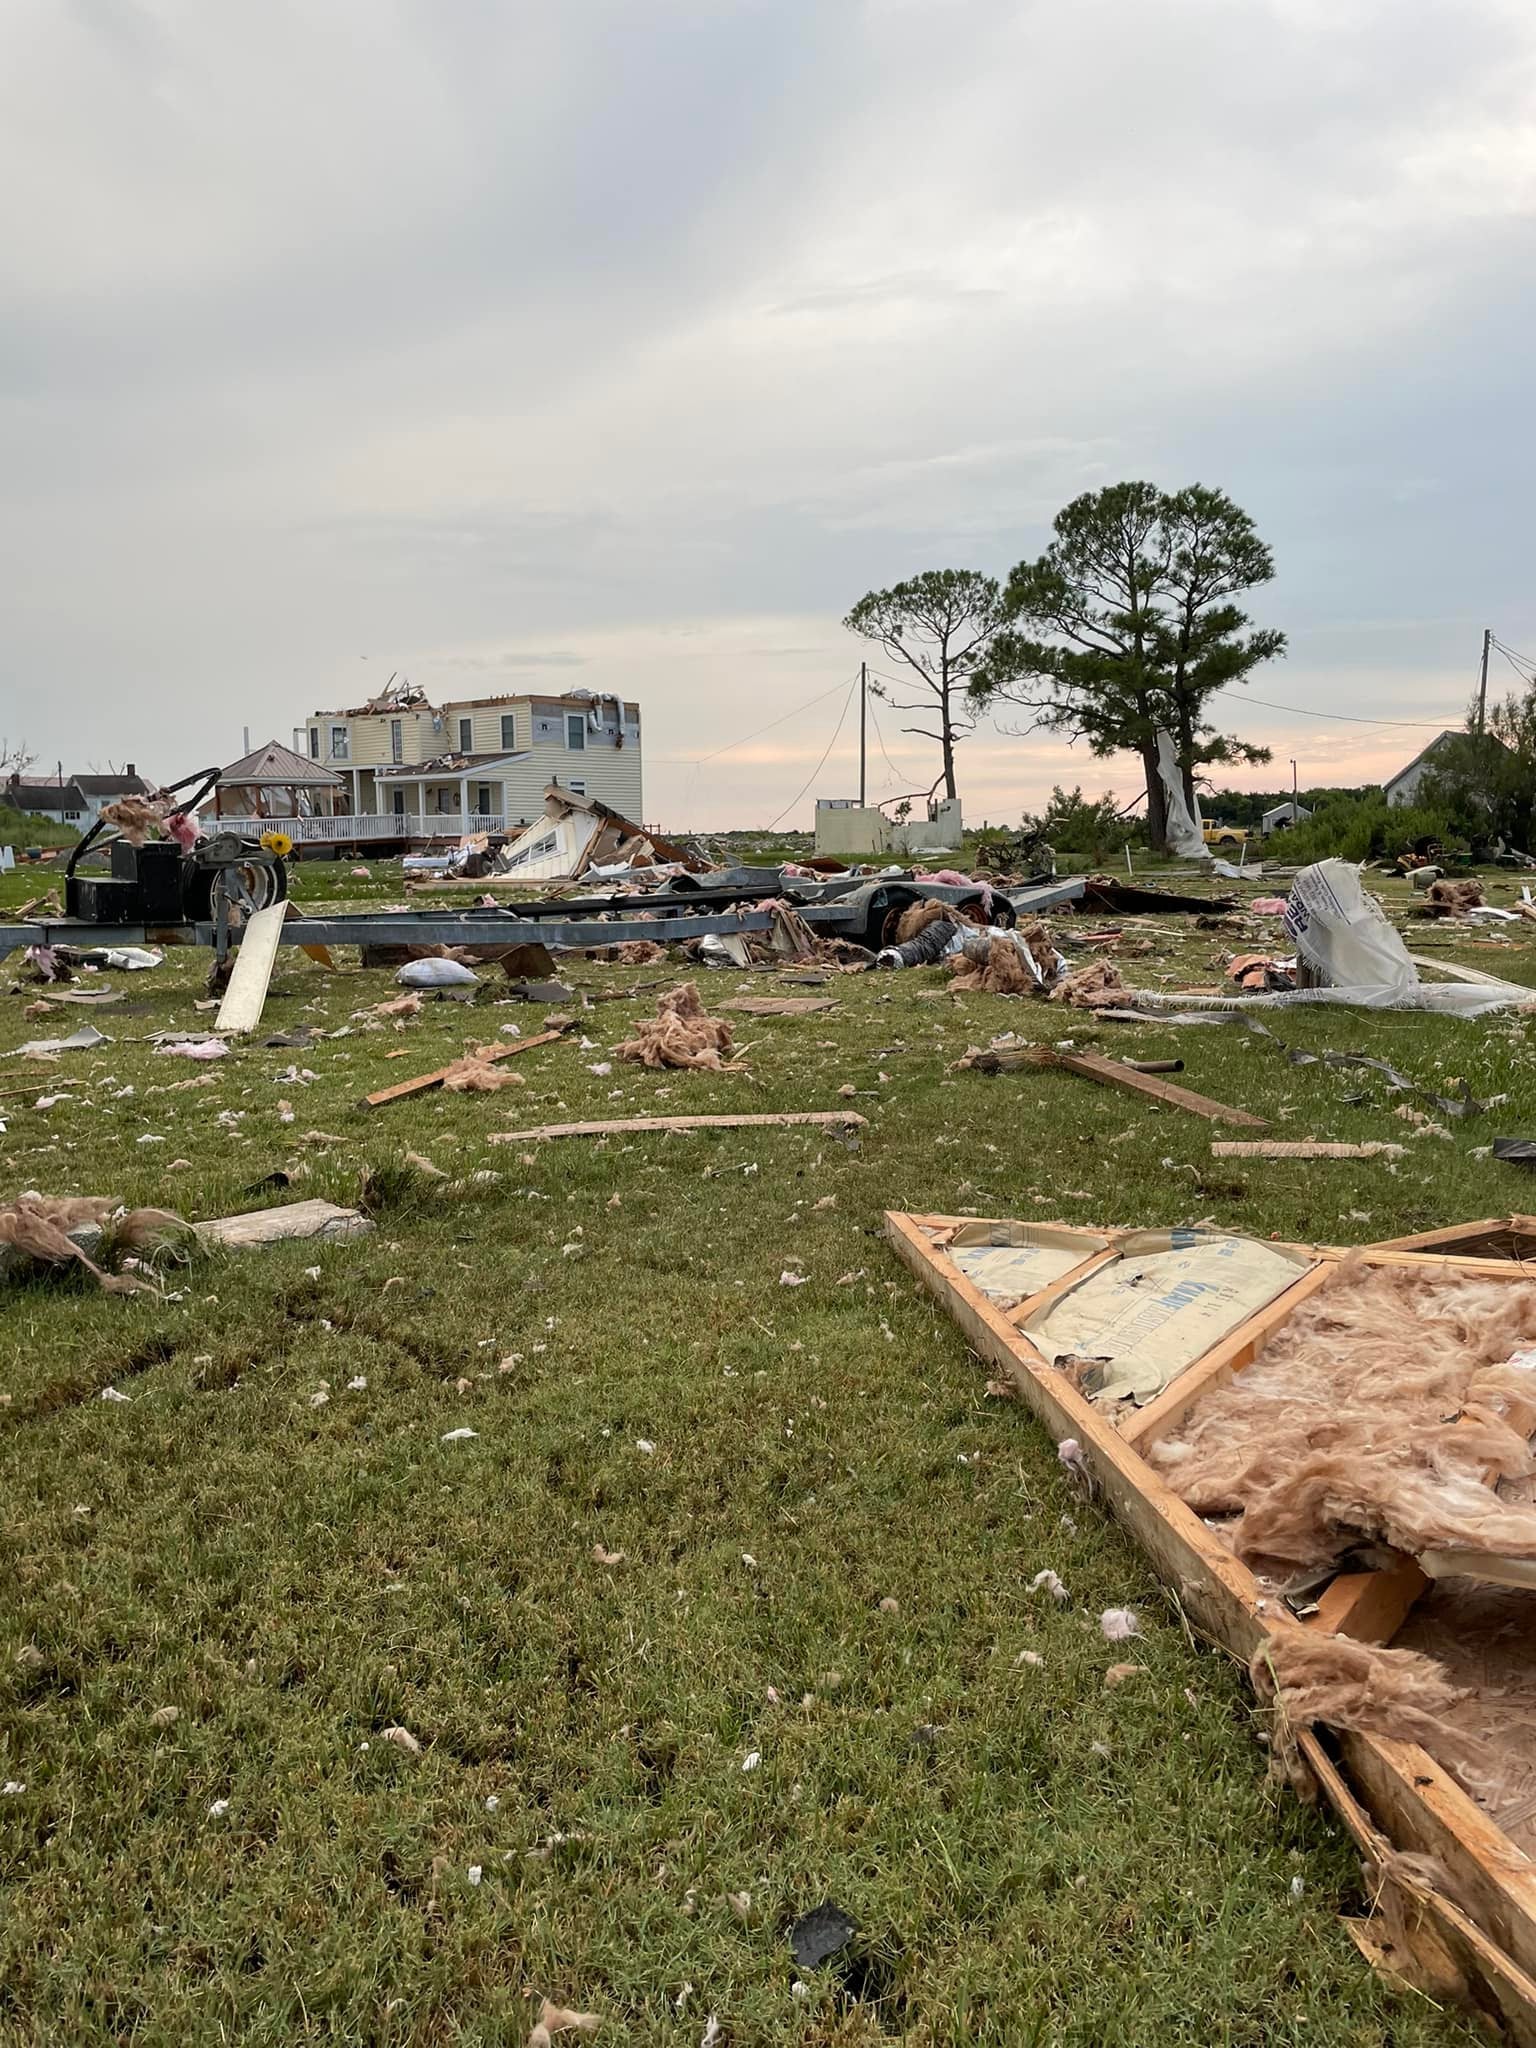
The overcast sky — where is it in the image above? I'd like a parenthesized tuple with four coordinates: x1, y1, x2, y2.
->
(4, 0, 1534, 828)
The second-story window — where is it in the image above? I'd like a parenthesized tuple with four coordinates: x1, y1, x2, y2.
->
(308, 728, 319, 759)
(501, 713, 517, 751)
(391, 719, 403, 763)
(330, 725, 350, 762)
(566, 714, 586, 751)
(459, 717, 473, 753)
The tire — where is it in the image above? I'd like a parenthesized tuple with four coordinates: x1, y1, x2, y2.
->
(1214, 835, 1239, 850)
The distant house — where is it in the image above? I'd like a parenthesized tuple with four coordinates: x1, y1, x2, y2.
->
(298, 686, 641, 836)
(4, 765, 155, 831)
(72, 766, 155, 829)
(4, 775, 89, 827)
(1261, 800, 1312, 835)
(1384, 730, 1518, 807)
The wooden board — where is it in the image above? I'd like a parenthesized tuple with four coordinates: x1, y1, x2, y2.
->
(214, 901, 286, 1034)
(886, 1209, 1536, 2034)
(1212, 1139, 1405, 1160)
(360, 1030, 566, 1109)
(195, 1199, 372, 1248)
(717, 996, 837, 1016)
(487, 1110, 869, 1144)
(1370, 1216, 1536, 1261)
(1016, 1046, 1266, 1127)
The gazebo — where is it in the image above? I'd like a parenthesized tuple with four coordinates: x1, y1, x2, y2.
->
(214, 740, 345, 837)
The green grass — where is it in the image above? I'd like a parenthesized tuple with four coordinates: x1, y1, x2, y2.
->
(3, 861, 1530, 2043)
(0, 805, 78, 853)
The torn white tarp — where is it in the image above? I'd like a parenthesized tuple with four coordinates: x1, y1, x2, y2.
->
(1155, 731, 1208, 861)
(1025, 1230, 1313, 1407)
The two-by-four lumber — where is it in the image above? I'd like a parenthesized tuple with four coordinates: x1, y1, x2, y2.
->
(1212, 1139, 1404, 1160)
(360, 1029, 566, 1109)
(1008, 1046, 1266, 1127)
(487, 1110, 869, 1143)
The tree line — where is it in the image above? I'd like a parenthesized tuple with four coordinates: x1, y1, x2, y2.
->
(844, 481, 1283, 852)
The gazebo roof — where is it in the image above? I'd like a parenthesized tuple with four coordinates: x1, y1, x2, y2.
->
(221, 740, 344, 788)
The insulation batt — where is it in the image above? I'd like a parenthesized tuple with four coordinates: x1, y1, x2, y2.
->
(1423, 876, 1486, 916)
(615, 982, 735, 1071)
(1149, 1261, 1536, 1570)
(893, 897, 954, 946)
(1251, 1622, 1491, 1795)
(1049, 957, 1130, 1008)
(0, 1195, 188, 1292)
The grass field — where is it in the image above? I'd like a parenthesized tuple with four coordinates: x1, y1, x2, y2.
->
(3, 856, 1533, 2044)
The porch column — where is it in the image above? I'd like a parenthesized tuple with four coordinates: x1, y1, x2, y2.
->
(417, 782, 426, 838)
(458, 774, 469, 825)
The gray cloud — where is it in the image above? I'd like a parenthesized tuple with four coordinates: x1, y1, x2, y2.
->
(2, 0, 1533, 822)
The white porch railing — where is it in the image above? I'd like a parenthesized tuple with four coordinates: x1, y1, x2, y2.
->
(278, 813, 509, 844)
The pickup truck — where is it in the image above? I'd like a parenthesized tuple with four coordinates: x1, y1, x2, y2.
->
(1201, 821, 1250, 850)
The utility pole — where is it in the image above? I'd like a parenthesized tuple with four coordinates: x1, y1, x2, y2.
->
(1478, 627, 1492, 737)
(1291, 757, 1298, 820)
(858, 661, 867, 807)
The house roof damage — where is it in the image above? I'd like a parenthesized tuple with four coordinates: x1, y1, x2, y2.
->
(492, 784, 707, 884)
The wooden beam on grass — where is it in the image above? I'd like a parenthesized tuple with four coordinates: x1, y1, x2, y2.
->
(985, 1044, 1266, 1127)
(1212, 1139, 1404, 1160)
(486, 1110, 868, 1143)
(360, 1029, 566, 1109)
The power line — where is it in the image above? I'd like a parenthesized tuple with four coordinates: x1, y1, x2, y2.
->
(762, 678, 858, 832)
(1493, 635, 1536, 674)
(652, 675, 859, 768)
(1215, 687, 1449, 730)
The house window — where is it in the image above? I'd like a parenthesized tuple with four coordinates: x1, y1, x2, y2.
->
(308, 728, 320, 760)
(458, 717, 473, 753)
(476, 785, 493, 816)
(391, 719, 403, 763)
(330, 725, 350, 761)
(392, 789, 406, 817)
(501, 713, 517, 750)
(566, 714, 586, 751)
(567, 779, 586, 796)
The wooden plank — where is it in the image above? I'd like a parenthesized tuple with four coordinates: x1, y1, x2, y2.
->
(1368, 1216, 1536, 1259)
(1019, 1046, 1266, 1127)
(1303, 1731, 1536, 2046)
(195, 1200, 373, 1248)
(886, 1208, 1536, 2025)
(1342, 1730, 1536, 2004)
(1212, 1140, 1404, 1160)
(1120, 1260, 1335, 1451)
(1309, 1560, 1430, 1646)
(214, 901, 286, 1034)
(487, 1110, 869, 1144)
(360, 1030, 566, 1109)
(717, 996, 837, 1016)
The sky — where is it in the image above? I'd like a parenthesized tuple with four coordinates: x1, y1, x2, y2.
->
(4, 0, 1535, 830)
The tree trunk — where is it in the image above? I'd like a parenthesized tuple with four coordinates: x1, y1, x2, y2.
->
(1141, 742, 1169, 852)
(939, 669, 958, 801)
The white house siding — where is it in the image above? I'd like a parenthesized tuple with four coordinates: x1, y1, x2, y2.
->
(494, 735, 643, 827)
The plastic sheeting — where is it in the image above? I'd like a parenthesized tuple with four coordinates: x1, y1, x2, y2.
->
(1155, 731, 1209, 861)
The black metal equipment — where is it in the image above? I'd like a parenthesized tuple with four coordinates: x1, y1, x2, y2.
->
(64, 767, 289, 929)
